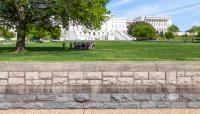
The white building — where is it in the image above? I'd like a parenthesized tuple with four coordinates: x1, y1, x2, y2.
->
(174, 32, 198, 36)
(60, 16, 133, 41)
(133, 16, 172, 33)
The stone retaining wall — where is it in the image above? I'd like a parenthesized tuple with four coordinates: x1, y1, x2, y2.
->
(0, 62, 200, 109)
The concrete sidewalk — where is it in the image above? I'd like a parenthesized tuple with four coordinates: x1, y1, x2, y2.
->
(0, 109, 200, 114)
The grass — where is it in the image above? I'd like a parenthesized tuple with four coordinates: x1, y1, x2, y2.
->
(0, 41, 200, 61)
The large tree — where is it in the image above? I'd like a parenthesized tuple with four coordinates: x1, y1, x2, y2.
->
(0, 0, 110, 52)
(128, 22, 156, 40)
(168, 24, 179, 32)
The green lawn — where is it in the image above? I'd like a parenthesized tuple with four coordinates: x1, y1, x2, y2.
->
(0, 41, 200, 61)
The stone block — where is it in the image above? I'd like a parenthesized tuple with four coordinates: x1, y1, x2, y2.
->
(103, 77, 117, 85)
(149, 72, 165, 80)
(68, 80, 76, 85)
(182, 94, 198, 101)
(32, 80, 46, 85)
(185, 72, 200, 77)
(142, 80, 155, 85)
(26, 80, 32, 85)
(157, 102, 170, 108)
(0, 95, 5, 103)
(117, 77, 133, 85)
(187, 102, 200, 108)
(134, 72, 148, 80)
(192, 77, 200, 85)
(151, 94, 166, 101)
(53, 78, 68, 85)
(56, 94, 74, 102)
(68, 72, 83, 80)
(89, 80, 102, 85)
(44, 102, 65, 109)
(90, 94, 111, 102)
(46, 80, 52, 85)
(74, 94, 90, 103)
(84, 72, 102, 79)
(177, 77, 192, 85)
(22, 95, 36, 102)
(171, 102, 186, 108)
(76, 80, 89, 85)
(166, 72, 177, 84)
(9, 72, 24, 78)
(103, 103, 121, 109)
(103, 72, 120, 77)
(134, 80, 142, 85)
(166, 94, 180, 101)
(25, 72, 38, 79)
(0, 103, 12, 109)
(0, 72, 8, 79)
(5, 95, 21, 102)
(39, 72, 52, 79)
(122, 72, 134, 77)
(84, 103, 104, 109)
(111, 94, 132, 102)
(37, 95, 56, 101)
(120, 102, 140, 108)
(64, 102, 83, 109)
(156, 80, 165, 85)
(0, 80, 7, 85)
(134, 94, 151, 101)
(53, 72, 68, 77)
(177, 71, 185, 77)
(141, 101, 156, 108)
(13, 102, 43, 109)
(8, 78, 24, 85)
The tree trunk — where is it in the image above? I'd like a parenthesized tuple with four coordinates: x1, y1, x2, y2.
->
(15, 22, 26, 53)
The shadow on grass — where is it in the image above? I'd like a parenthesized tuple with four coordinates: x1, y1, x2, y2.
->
(0, 47, 91, 53)
(27, 47, 65, 52)
(0, 47, 15, 52)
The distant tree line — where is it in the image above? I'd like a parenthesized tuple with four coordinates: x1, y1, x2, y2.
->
(128, 21, 200, 41)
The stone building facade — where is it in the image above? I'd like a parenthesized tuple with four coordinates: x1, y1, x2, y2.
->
(133, 16, 172, 33)
(60, 16, 133, 41)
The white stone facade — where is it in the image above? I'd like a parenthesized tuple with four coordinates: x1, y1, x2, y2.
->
(133, 16, 172, 33)
(61, 17, 133, 41)
(174, 32, 198, 36)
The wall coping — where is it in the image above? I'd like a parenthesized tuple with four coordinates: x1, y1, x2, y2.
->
(0, 61, 200, 72)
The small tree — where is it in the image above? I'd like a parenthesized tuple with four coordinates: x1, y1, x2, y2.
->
(168, 24, 179, 32)
(0, 27, 15, 41)
(27, 24, 49, 42)
(50, 26, 61, 40)
(197, 32, 200, 38)
(3, 31, 15, 40)
(128, 22, 156, 40)
(165, 31, 175, 40)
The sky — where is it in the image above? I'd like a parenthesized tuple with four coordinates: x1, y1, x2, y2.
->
(107, 0, 200, 31)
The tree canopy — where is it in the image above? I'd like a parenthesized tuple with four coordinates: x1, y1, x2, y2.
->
(187, 26, 200, 33)
(168, 24, 179, 32)
(165, 31, 174, 40)
(0, 0, 110, 52)
(128, 22, 156, 40)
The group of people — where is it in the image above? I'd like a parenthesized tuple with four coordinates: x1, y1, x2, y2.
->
(63, 41, 96, 50)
